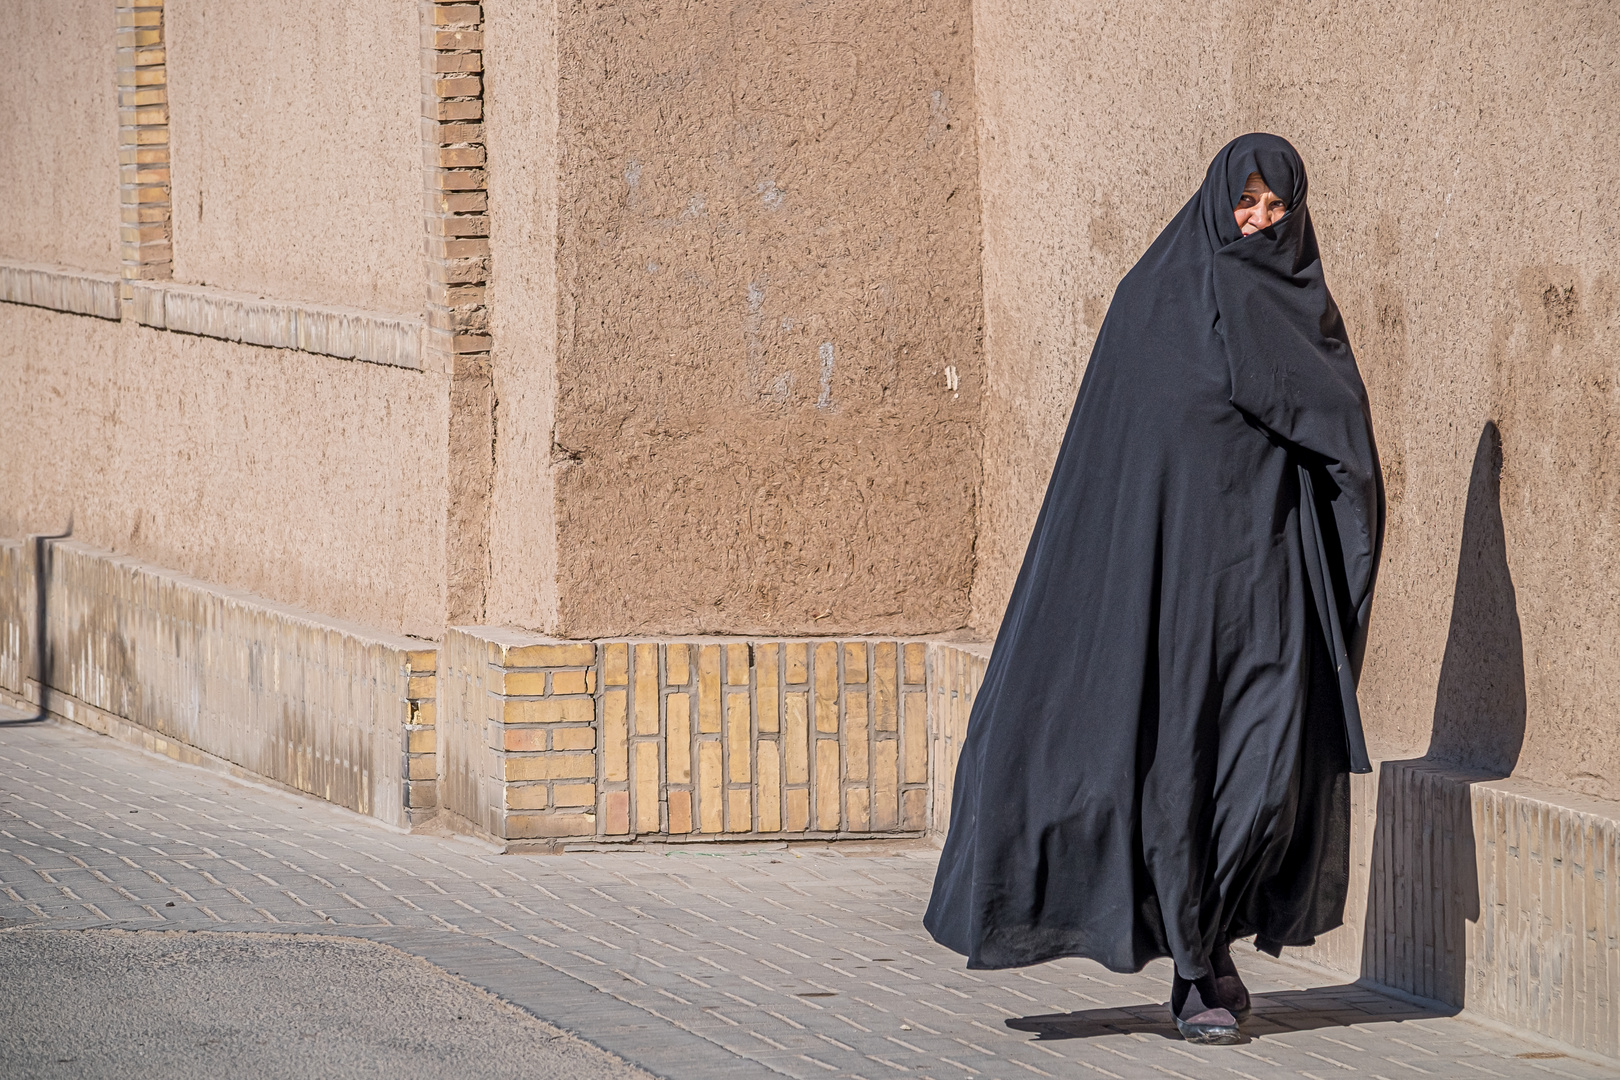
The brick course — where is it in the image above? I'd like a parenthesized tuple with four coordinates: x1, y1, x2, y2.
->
(115, 0, 171, 303)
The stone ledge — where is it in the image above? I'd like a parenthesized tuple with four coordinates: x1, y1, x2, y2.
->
(131, 281, 422, 369)
(0, 261, 122, 320)
(0, 538, 434, 830)
(1297, 758, 1620, 1061)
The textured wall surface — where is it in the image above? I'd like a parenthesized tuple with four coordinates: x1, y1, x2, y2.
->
(165, 0, 421, 312)
(482, 0, 561, 629)
(0, 0, 119, 272)
(0, 542, 435, 829)
(967, 0, 1620, 799)
(0, 304, 450, 639)
(545, 0, 985, 638)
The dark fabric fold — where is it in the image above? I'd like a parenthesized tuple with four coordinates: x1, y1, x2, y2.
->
(925, 133, 1384, 978)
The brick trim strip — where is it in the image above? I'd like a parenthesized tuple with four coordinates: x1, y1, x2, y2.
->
(422, 0, 496, 623)
(0, 262, 122, 321)
(128, 281, 423, 368)
(115, 0, 172, 302)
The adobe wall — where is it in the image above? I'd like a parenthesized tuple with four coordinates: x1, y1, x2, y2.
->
(542, 0, 986, 638)
(0, 0, 120, 272)
(0, 304, 450, 639)
(165, 0, 422, 313)
(482, 0, 561, 630)
(968, 0, 1620, 799)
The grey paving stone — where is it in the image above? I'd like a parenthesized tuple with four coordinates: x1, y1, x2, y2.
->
(1, 722, 1614, 1080)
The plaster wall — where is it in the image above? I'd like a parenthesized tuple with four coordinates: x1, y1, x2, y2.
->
(165, 0, 422, 313)
(546, 0, 985, 638)
(968, 0, 1620, 798)
(0, 0, 119, 272)
(0, 304, 449, 639)
(483, 0, 561, 630)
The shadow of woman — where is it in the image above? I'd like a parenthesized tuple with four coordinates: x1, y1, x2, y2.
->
(1007, 982, 1452, 1042)
(1359, 419, 1525, 1006)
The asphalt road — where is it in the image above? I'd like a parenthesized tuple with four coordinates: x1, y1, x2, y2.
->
(0, 928, 654, 1079)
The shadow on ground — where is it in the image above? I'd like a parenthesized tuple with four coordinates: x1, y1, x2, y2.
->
(1007, 982, 1456, 1042)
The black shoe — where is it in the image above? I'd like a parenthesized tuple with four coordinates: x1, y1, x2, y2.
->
(1210, 938, 1251, 1021)
(1170, 971, 1241, 1045)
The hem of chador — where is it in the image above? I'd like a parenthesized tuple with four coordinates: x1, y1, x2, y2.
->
(941, 931, 1314, 979)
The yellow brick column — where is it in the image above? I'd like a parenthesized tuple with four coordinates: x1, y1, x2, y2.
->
(402, 648, 439, 823)
(421, 0, 495, 624)
(487, 639, 598, 842)
(115, 0, 172, 311)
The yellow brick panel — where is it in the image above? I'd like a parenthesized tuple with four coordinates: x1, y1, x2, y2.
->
(786, 788, 810, 832)
(726, 693, 751, 783)
(633, 644, 659, 734)
(603, 790, 630, 835)
(411, 700, 437, 727)
(553, 782, 595, 807)
(698, 741, 723, 833)
(784, 692, 809, 784)
(407, 755, 437, 781)
(505, 784, 548, 810)
(844, 642, 868, 683)
(816, 740, 841, 831)
(551, 669, 589, 695)
(727, 789, 751, 833)
(901, 788, 927, 831)
(725, 643, 750, 685)
(503, 753, 595, 782)
(668, 790, 693, 833)
(785, 643, 808, 684)
(505, 642, 595, 667)
(903, 691, 928, 784)
(874, 642, 898, 732)
(873, 739, 899, 829)
(904, 642, 926, 684)
(505, 813, 594, 839)
(847, 787, 871, 832)
(845, 694, 870, 783)
(407, 727, 436, 754)
(503, 727, 546, 753)
(497, 671, 545, 696)
(757, 741, 782, 832)
(633, 743, 660, 832)
(666, 692, 691, 783)
(814, 642, 839, 734)
(698, 646, 722, 733)
(408, 675, 436, 699)
(503, 698, 593, 726)
(407, 649, 438, 673)
(666, 643, 690, 686)
(552, 726, 596, 751)
(603, 642, 629, 686)
(602, 689, 628, 781)
(757, 643, 780, 733)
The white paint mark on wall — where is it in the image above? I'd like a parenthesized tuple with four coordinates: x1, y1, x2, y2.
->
(756, 178, 785, 210)
(927, 89, 950, 146)
(817, 342, 836, 410)
(625, 160, 643, 188)
(683, 194, 707, 217)
(944, 365, 959, 392)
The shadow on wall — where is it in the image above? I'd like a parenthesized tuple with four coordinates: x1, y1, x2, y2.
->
(1360, 420, 1525, 1005)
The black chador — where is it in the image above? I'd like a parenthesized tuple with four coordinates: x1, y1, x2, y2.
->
(925, 134, 1384, 980)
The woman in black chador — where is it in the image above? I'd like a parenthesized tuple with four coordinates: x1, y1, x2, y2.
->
(925, 134, 1383, 1044)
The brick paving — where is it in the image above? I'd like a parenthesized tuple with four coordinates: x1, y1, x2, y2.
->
(0, 721, 1609, 1080)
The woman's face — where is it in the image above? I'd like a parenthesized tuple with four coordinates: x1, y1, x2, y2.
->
(1233, 172, 1287, 235)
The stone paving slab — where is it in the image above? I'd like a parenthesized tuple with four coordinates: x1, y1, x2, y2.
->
(0, 721, 1611, 1080)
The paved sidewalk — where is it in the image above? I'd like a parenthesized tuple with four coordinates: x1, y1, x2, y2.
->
(0, 721, 1607, 1080)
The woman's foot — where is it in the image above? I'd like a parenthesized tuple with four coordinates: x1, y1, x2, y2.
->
(1170, 971, 1241, 1045)
(1210, 938, 1251, 1021)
